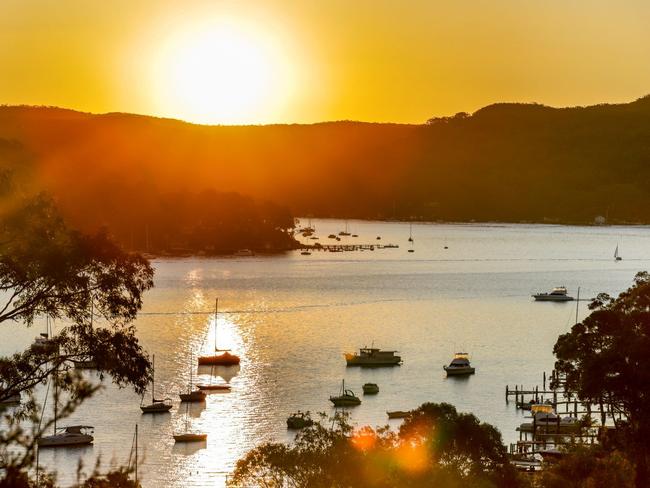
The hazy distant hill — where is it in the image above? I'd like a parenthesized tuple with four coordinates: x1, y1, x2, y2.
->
(2, 95, 650, 234)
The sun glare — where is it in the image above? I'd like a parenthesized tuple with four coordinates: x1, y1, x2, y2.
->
(153, 20, 293, 124)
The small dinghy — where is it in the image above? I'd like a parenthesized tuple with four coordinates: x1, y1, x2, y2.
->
(286, 411, 314, 429)
(362, 383, 379, 394)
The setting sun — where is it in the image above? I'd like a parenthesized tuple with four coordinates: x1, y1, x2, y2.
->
(152, 20, 293, 124)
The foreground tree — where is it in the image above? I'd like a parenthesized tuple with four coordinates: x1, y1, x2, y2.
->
(0, 171, 153, 485)
(539, 447, 634, 488)
(228, 403, 521, 488)
(553, 272, 650, 487)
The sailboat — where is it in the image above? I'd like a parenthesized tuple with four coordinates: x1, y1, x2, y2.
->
(38, 364, 94, 447)
(614, 244, 622, 261)
(173, 402, 207, 443)
(329, 379, 361, 407)
(197, 299, 241, 366)
(338, 220, 351, 236)
(32, 316, 55, 351)
(408, 223, 414, 243)
(179, 352, 206, 402)
(196, 364, 232, 392)
(140, 354, 172, 413)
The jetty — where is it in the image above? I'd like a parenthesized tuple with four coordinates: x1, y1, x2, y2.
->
(298, 243, 399, 252)
(505, 369, 624, 465)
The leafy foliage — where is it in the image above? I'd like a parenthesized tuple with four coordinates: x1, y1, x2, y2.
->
(553, 272, 650, 487)
(0, 165, 153, 485)
(228, 404, 521, 488)
(539, 447, 634, 488)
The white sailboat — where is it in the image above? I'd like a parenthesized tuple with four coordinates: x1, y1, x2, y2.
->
(38, 365, 94, 447)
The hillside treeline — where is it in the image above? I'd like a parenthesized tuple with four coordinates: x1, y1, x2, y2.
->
(2, 95, 650, 228)
(0, 138, 297, 254)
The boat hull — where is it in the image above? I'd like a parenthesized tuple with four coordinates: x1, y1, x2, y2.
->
(387, 411, 410, 419)
(362, 385, 379, 394)
(38, 434, 93, 447)
(198, 354, 240, 366)
(532, 295, 574, 302)
(140, 403, 172, 413)
(196, 384, 231, 391)
(174, 433, 207, 443)
(329, 396, 361, 407)
(346, 357, 401, 366)
(444, 366, 475, 376)
(179, 390, 206, 402)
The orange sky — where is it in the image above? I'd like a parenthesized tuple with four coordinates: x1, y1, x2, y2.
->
(1, 0, 650, 124)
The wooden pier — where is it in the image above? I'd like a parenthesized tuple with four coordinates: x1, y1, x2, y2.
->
(299, 243, 400, 252)
(505, 370, 625, 458)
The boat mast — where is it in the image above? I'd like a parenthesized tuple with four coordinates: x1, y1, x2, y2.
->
(53, 363, 57, 433)
(575, 287, 580, 324)
(214, 298, 219, 351)
(135, 424, 138, 485)
(151, 354, 155, 403)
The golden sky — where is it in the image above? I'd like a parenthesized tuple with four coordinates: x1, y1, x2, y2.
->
(1, 0, 649, 125)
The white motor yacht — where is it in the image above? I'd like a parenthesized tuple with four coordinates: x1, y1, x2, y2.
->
(443, 352, 476, 376)
(532, 286, 574, 302)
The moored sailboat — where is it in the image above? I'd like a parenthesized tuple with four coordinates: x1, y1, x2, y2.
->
(197, 299, 241, 366)
(179, 353, 206, 402)
(173, 402, 207, 443)
(140, 355, 172, 413)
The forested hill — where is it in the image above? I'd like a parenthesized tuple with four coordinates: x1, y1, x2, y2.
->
(2, 95, 650, 228)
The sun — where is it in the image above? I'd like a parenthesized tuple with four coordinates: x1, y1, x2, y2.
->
(153, 20, 292, 124)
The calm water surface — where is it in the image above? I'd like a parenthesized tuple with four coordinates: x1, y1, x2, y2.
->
(3, 220, 650, 486)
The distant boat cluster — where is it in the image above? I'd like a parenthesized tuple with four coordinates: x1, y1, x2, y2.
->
(287, 346, 476, 428)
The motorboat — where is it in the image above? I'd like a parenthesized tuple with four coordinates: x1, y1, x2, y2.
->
(140, 354, 172, 413)
(234, 249, 254, 256)
(328, 234, 337, 239)
(362, 383, 379, 394)
(387, 411, 410, 419)
(517, 398, 553, 411)
(329, 380, 361, 407)
(286, 411, 314, 429)
(197, 299, 241, 366)
(301, 251, 312, 256)
(408, 249, 414, 253)
(443, 353, 475, 376)
(345, 347, 402, 366)
(532, 287, 574, 302)
(71, 358, 97, 369)
(38, 425, 94, 447)
(518, 404, 579, 433)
